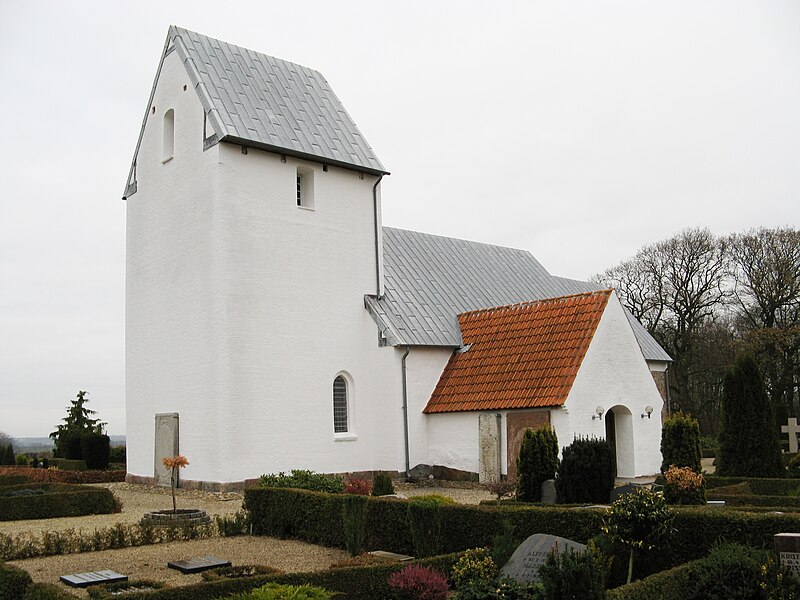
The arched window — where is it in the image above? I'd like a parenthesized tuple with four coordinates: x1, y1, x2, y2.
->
(333, 375, 348, 433)
(163, 109, 175, 161)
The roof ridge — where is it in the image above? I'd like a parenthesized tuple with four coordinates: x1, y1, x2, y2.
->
(383, 226, 538, 256)
(458, 289, 613, 320)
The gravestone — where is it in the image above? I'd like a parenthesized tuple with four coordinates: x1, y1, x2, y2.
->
(540, 479, 557, 505)
(782, 418, 800, 454)
(774, 533, 800, 579)
(60, 571, 127, 588)
(499, 533, 587, 583)
(154, 413, 179, 487)
(168, 556, 231, 574)
(610, 483, 643, 503)
(478, 413, 502, 483)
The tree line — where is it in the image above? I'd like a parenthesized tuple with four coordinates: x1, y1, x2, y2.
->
(594, 226, 800, 435)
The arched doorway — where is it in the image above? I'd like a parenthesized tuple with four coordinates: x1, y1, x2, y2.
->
(605, 405, 634, 478)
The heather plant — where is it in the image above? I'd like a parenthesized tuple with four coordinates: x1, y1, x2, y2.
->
(485, 477, 517, 504)
(343, 477, 372, 495)
(517, 426, 558, 502)
(388, 564, 449, 600)
(555, 437, 615, 503)
(663, 465, 706, 505)
(162, 455, 189, 513)
(259, 469, 345, 494)
(372, 472, 395, 496)
(450, 547, 498, 589)
(602, 487, 674, 584)
(660, 412, 702, 473)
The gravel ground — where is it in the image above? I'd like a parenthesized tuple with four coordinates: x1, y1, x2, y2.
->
(394, 485, 494, 504)
(10, 536, 349, 598)
(3, 482, 243, 537)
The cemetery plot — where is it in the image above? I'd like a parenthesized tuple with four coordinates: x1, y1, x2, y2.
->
(59, 570, 127, 588)
(167, 556, 231, 574)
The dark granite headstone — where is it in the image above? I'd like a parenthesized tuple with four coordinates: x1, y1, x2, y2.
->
(499, 533, 587, 583)
(540, 479, 557, 505)
(775, 533, 800, 579)
(60, 571, 127, 588)
(610, 483, 644, 502)
(167, 556, 231, 574)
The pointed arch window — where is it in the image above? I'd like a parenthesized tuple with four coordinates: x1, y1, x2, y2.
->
(333, 375, 348, 433)
(163, 109, 175, 161)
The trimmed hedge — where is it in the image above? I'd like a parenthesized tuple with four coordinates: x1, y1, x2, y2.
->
(0, 466, 125, 484)
(705, 492, 800, 508)
(704, 475, 800, 496)
(0, 475, 31, 487)
(48, 458, 87, 471)
(0, 483, 121, 521)
(21, 583, 76, 600)
(244, 487, 800, 578)
(0, 561, 33, 600)
(99, 553, 461, 600)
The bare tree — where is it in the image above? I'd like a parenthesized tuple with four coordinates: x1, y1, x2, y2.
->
(729, 227, 800, 422)
(595, 228, 730, 425)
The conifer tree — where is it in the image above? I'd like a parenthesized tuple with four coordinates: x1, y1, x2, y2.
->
(50, 391, 106, 458)
(516, 426, 559, 502)
(716, 354, 784, 477)
(660, 412, 702, 473)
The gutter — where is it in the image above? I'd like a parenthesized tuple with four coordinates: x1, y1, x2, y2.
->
(401, 346, 411, 478)
(372, 175, 384, 298)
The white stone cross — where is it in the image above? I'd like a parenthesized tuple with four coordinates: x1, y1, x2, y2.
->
(782, 417, 800, 454)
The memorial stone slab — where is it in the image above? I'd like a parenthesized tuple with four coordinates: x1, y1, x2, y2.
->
(60, 571, 128, 588)
(774, 533, 800, 579)
(167, 556, 231, 574)
(540, 479, 557, 505)
(499, 533, 587, 584)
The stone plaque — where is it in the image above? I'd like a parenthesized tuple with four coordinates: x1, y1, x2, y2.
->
(60, 571, 127, 588)
(499, 533, 587, 583)
(154, 413, 179, 487)
(775, 533, 800, 579)
(479, 413, 502, 483)
(541, 479, 557, 505)
(168, 556, 231, 574)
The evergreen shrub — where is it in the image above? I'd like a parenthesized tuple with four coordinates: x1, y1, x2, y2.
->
(221, 583, 336, 600)
(109, 445, 126, 464)
(408, 498, 442, 557)
(555, 437, 615, 503)
(0, 483, 121, 521)
(450, 547, 497, 589)
(201, 566, 283, 582)
(22, 583, 76, 600)
(539, 547, 606, 600)
(452, 578, 543, 599)
(516, 426, 558, 502)
(0, 561, 33, 600)
(259, 470, 344, 494)
(48, 458, 87, 471)
(372, 472, 395, 496)
(342, 494, 368, 556)
(660, 413, 702, 473)
(2, 445, 16, 465)
(81, 434, 110, 470)
(716, 354, 784, 478)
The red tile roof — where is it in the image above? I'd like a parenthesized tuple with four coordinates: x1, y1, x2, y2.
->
(423, 290, 612, 414)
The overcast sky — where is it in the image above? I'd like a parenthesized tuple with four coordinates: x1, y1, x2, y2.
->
(1, 1, 798, 438)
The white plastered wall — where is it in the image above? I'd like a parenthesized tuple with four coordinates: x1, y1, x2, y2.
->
(557, 291, 664, 476)
(126, 48, 406, 483)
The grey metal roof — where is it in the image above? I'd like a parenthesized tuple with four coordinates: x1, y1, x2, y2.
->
(124, 26, 386, 198)
(366, 227, 672, 362)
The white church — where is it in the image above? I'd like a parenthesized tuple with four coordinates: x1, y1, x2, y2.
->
(123, 27, 671, 489)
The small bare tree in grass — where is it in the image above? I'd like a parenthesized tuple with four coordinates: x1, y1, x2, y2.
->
(162, 455, 189, 513)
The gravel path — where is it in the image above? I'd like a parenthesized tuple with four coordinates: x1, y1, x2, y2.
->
(10, 536, 349, 598)
(3, 482, 243, 537)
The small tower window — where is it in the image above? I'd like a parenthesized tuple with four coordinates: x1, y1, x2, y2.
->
(163, 109, 175, 161)
(296, 166, 314, 209)
(333, 375, 348, 433)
